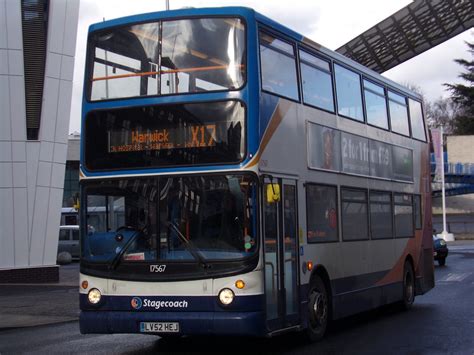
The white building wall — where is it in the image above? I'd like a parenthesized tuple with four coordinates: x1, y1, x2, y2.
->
(0, 0, 79, 271)
(447, 135, 474, 164)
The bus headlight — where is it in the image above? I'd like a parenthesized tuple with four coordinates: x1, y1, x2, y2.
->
(88, 288, 102, 304)
(218, 288, 235, 305)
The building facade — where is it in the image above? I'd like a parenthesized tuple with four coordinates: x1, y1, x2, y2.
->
(432, 135, 474, 237)
(447, 135, 474, 164)
(0, 0, 79, 282)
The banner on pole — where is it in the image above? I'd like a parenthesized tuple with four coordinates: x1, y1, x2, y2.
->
(431, 128, 442, 181)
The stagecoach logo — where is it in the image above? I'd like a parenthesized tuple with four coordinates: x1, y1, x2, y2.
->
(131, 297, 143, 310)
(130, 297, 189, 310)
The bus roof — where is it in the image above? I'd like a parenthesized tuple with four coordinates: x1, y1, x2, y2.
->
(89, 6, 422, 101)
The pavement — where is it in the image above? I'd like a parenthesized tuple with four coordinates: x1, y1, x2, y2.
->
(0, 236, 473, 332)
(0, 263, 80, 330)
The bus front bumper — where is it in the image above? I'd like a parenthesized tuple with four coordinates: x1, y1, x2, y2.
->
(80, 310, 266, 337)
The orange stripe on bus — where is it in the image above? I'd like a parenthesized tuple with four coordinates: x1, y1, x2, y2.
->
(245, 100, 292, 168)
(92, 64, 244, 82)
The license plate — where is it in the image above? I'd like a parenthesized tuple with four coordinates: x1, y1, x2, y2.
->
(140, 322, 180, 333)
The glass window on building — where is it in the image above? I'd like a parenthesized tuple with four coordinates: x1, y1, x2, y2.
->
(63, 161, 80, 207)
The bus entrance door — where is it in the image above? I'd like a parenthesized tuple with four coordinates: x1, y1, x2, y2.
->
(264, 179, 299, 332)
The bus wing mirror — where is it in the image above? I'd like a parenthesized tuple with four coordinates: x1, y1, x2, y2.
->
(266, 184, 280, 203)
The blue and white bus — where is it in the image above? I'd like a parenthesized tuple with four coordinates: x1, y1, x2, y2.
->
(79, 7, 434, 340)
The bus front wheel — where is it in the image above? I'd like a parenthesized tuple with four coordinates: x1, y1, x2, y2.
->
(306, 276, 328, 342)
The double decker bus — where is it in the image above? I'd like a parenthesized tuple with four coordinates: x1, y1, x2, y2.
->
(79, 7, 434, 340)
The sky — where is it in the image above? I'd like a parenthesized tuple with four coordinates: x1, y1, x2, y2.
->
(69, 0, 473, 133)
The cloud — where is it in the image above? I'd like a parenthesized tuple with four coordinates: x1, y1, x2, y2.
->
(385, 30, 473, 102)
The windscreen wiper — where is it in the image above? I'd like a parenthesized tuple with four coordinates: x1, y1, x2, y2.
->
(109, 228, 143, 271)
(168, 222, 210, 269)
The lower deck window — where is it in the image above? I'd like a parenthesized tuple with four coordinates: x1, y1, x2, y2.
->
(370, 191, 393, 239)
(306, 184, 338, 243)
(341, 188, 368, 241)
(394, 194, 414, 238)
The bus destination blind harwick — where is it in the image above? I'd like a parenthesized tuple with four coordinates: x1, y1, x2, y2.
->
(108, 124, 218, 153)
(85, 101, 245, 170)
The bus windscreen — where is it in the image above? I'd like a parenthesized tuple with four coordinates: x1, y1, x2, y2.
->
(88, 17, 245, 100)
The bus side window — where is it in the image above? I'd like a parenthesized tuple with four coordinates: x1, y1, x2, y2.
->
(409, 99, 426, 141)
(259, 31, 299, 101)
(299, 50, 334, 112)
(334, 64, 364, 121)
(388, 91, 410, 136)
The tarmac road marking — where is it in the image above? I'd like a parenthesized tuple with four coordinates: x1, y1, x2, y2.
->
(438, 272, 471, 282)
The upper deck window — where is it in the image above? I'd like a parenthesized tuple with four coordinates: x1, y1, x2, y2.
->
(300, 50, 334, 112)
(408, 99, 426, 141)
(364, 80, 388, 129)
(88, 18, 246, 101)
(334, 64, 364, 121)
(388, 91, 410, 136)
(259, 32, 299, 101)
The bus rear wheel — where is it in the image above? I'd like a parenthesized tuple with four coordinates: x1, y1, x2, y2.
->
(400, 260, 415, 310)
(306, 276, 328, 342)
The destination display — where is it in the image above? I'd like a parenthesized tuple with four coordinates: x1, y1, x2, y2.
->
(108, 124, 219, 153)
(85, 101, 245, 171)
(308, 123, 413, 182)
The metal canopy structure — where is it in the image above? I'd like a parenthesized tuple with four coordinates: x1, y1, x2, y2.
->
(336, 0, 474, 74)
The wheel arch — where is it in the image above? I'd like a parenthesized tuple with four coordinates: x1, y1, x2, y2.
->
(309, 265, 333, 319)
(405, 253, 415, 272)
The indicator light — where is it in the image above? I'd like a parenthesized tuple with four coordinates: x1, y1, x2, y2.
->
(235, 280, 245, 289)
